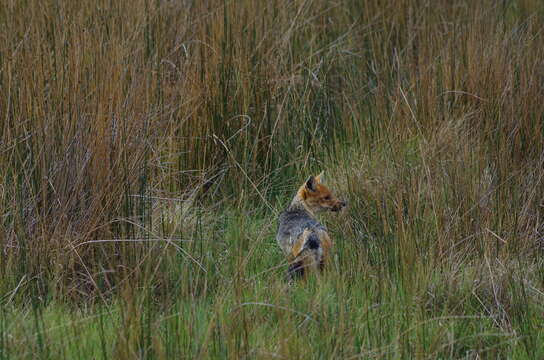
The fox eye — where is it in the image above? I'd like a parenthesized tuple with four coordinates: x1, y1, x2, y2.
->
(324, 196, 331, 200)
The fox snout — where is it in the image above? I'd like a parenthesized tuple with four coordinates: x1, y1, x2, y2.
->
(331, 200, 347, 212)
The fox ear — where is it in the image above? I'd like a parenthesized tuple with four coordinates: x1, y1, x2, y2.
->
(305, 176, 317, 192)
(315, 171, 324, 183)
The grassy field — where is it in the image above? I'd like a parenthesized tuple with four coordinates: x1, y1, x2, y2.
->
(2, 0, 544, 358)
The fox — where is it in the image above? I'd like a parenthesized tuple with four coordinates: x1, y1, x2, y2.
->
(276, 172, 346, 280)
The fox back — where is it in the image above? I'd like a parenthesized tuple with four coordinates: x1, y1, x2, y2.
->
(276, 172, 346, 279)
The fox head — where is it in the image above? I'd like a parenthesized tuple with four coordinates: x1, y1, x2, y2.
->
(296, 171, 346, 213)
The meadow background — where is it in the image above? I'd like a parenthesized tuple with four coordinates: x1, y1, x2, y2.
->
(2, 0, 544, 358)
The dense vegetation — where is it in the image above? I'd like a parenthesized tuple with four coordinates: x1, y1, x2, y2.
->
(2, 0, 544, 358)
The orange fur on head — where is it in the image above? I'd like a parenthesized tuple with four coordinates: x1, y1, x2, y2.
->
(297, 172, 346, 213)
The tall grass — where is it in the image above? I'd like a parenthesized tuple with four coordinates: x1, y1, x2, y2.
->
(2, 0, 544, 358)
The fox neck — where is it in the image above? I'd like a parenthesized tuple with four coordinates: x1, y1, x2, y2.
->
(289, 194, 316, 218)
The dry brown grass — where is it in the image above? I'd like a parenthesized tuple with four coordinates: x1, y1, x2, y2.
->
(2, 1, 544, 356)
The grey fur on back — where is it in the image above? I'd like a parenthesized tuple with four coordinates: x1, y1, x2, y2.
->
(276, 208, 326, 256)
